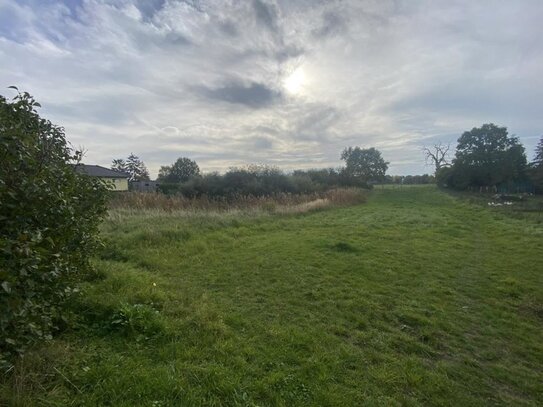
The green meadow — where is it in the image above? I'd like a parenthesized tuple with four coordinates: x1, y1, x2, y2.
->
(3, 186, 543, 406)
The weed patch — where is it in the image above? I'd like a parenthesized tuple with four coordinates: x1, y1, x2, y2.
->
(109, 303, 165, 339)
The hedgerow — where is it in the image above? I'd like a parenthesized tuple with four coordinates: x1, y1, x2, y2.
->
(158, 165, 370, 198)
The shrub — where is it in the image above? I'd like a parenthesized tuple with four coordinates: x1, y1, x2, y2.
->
(436, 166, 454, 188)
(0, 89, 108, 367)
(157, 165, 370, 199)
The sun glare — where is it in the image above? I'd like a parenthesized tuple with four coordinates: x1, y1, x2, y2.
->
(284, 67, 305, 95)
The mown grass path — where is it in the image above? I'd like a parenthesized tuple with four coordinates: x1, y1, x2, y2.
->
(6, 187, 543, 406)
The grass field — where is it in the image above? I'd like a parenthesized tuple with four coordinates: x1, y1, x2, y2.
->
(3, 186, 543, 406)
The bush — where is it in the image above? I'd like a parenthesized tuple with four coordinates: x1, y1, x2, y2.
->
(436, 166, 454, 188)
(157, 165, 370, 199)
(0, 90, 108, 366)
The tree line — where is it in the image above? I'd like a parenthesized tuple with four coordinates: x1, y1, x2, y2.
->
(113, 123, 543, 196)
(112, 147, 390, 197)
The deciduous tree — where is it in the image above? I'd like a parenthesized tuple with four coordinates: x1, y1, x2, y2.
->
(423, 142, 451, 175)
(340, 147, 388, 183)
(445, 123, 527, 189)
(158, 157, 200, 183)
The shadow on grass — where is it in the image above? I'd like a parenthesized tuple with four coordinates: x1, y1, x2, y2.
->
(330, 242, 359, 253)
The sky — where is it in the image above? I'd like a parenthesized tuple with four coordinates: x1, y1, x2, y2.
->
(1, 0, 542, 177)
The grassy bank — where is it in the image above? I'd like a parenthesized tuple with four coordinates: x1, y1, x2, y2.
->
(2, 186, 542, 406)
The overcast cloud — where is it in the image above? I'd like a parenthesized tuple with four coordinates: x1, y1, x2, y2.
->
(1, 0, 542, 176)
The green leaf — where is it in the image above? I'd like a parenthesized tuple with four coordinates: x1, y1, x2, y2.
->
(1, 281, 11, 293)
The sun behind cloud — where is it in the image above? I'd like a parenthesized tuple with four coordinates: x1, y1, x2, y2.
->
(284, 67, 306, 95)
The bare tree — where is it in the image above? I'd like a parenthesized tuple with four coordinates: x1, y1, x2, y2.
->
(423, 142, 451, 174)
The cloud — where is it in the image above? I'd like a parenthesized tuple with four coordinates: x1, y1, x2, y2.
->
(218, 19, 238, 37)
(0, 0, 542, 177)
(252, 0, 279, 31)
(133, 0, 166, 21)
(312, 11, 348, 38)
(195, 81, 282, 108)
(253, 136, 274, 150)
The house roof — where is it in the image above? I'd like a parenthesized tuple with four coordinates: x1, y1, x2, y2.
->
(74, 164, 130, 178)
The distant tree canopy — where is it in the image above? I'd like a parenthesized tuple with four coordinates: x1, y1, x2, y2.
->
(158, 157, 200, 183)
(111, 153, 149, 182)
(439, 124, 528, 190)
(158, 164, 372, 197)
(155, 147, 390, 196)
(384, 174, 435, 185)
(341, 147, 389, 183)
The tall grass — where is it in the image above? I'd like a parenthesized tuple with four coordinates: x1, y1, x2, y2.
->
(108, 188, 367, 217)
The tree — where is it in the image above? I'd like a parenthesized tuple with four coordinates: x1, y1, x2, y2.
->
(340, 147, 389, 183)
(530, 136, 543, 192)
(111, 158, 126, 173)
(125, 153, 149, 181)
(423, 142, 451, 175)
(449, 123, 527, 189)
(533, 136, 543, 167)
(111, 154, 149, 182)
(158, 157, 200, 183)
(0, 89, 108, 364)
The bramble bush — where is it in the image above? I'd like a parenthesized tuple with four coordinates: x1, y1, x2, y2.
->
(0, 89, 108, 367)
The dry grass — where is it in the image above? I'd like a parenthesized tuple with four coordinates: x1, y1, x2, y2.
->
(3, 343, 76, 406)
(107, 188, 367, 219)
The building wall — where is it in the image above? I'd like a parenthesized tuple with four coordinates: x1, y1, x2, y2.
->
(130, 180, 160, 192)
(102, 177, 128, 191)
